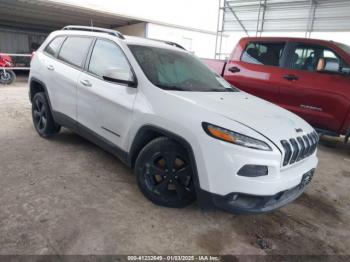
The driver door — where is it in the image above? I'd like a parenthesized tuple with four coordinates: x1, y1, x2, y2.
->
(278, 43, 350, 132)
(77, 38, 137, 148)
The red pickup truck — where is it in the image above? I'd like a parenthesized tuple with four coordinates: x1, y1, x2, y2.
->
(203, 37, 350, 142)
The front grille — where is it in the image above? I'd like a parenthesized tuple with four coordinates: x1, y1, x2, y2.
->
(281, 131, 319, 166)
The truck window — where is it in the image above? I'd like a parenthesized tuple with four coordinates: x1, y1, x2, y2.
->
(290, 44, 341, 73)
(58, 37, 93, 68)
(241, 42, 285, 67)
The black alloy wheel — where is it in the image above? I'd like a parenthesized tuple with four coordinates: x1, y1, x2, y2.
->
(135, 137, 196, 207)
(33, 96, 48, 132)
(32, 92, 60, 137)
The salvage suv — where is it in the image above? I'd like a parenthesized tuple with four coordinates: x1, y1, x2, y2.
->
(29, 26, 318, 214)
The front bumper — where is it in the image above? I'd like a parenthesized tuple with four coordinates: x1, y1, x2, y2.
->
(199, 169, 315, 214)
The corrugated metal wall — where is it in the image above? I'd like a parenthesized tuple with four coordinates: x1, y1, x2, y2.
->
(222, 0, 350, 32)
(0, 29, 47, 53)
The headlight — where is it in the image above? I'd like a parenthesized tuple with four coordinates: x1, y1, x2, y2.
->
(202, 122, 272, 151)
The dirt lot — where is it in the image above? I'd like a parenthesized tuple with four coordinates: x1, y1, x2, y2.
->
(0, 76, 350, 255)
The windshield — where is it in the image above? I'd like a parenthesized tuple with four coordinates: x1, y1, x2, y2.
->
(336, 42, 350, 56)
(128, 45, 238, 92)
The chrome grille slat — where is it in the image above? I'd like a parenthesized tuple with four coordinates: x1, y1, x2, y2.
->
(296, 137, 305, 161)
(289, 138, 299, 164)
(281, 140, 292, 166)
(303, 135, 311, 156)
(308, 133, 315, 155)
(280, 132, 318, 167)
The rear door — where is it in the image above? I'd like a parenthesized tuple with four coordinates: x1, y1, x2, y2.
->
(223, 41, 287, 103)
(47, 36, 93, 120)
(41, 35, 66, 109)
(77, 38, 137, 148)
(278, 42, 350, 132)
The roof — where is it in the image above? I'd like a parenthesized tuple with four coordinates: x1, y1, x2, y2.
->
(0, 0, 143, 32)
(49, 28, 187, 51)
(0, 0, 218, 35)
(239, 36, 334, 44)
(125, 36, 187, 51)
(222, 0, 350, 33)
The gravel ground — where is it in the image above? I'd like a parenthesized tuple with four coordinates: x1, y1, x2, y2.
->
(0, 77, 349, 255)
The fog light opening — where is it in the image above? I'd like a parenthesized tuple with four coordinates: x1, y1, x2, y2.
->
(237, 165, 268, 177)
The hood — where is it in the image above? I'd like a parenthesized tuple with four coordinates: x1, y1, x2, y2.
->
(172, 91, 313, 145)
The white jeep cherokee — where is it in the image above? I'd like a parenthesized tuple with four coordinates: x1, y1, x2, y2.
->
(29, 26, 318, 214)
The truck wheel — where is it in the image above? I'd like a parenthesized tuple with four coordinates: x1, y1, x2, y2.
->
(135, 137, 196, 208)
(32, 92, 60, 138)
(0, 70, 16, 85)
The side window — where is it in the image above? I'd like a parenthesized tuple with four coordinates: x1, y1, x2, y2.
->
(88, 39, 131, 78)
(58, 37, 92, 68)
(291, 44, 341, 73)
(241, 42, 285, 66)
(44, 36, 65, 57)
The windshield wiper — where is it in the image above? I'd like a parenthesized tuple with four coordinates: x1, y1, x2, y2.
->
(207, 88, 236, 92)
(156, 84, 186, 91)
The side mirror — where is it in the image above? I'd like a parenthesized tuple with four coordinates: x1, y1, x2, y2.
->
(102, 67, 136, 87)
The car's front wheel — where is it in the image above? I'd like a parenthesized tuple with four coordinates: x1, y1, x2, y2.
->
(135, 137, 196, 208)
(32, 92, 60, 138)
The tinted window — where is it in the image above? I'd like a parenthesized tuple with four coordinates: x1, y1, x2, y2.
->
(89, 39, 130, 77)
(129, 45, 237, 92)
(44, 36, 65, 57)
(58, 37, 92, 68)
(241, 42, 285, 66)
(291, 44, 340, 72)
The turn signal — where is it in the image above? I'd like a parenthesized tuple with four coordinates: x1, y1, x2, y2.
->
(207, 125, 236, 143)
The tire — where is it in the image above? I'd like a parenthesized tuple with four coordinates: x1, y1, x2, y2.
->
(32, 92, 60, 138)
(0, 70, 16, 85)
(135, 137, 196, 208)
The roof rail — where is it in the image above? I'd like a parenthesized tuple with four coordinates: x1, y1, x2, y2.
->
(62, 25, 125, 40)
(148, 38, 186, 50)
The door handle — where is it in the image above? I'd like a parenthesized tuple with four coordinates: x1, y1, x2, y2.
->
(47, 65, 54, 71)
(228, 66, 241, 73)
(283, 74, 298, 81)
(80, 79, 92, 87)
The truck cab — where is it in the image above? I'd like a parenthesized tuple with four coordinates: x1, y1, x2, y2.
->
(207, 37, 350, 139)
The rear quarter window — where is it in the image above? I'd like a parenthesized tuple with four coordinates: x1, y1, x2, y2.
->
(44, 36, 65, 57)
(57, 36, 93, 68)
(241, 42, 285, 67)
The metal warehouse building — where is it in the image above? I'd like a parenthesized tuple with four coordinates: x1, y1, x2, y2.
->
(0, 0, 218, 58)
(0, 0, 143, 53)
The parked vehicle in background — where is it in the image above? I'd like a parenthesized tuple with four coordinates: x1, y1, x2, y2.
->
(0, 54, 16, 85)
(29, 26, 318, 214)
(203, 37, 350, 142)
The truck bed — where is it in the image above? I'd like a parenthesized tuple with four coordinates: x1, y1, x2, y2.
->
(201, 58, 226, 76)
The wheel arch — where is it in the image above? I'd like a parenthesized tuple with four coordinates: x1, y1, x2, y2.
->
(29, 77, 46, 101)
(128, 125, 208, 205)
(128, 125, 196, 168)
(29, 77, 55, 117)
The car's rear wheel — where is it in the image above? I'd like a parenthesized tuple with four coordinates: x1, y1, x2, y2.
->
(32, 92, 60, 138)
(135, 137, 196, 207)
